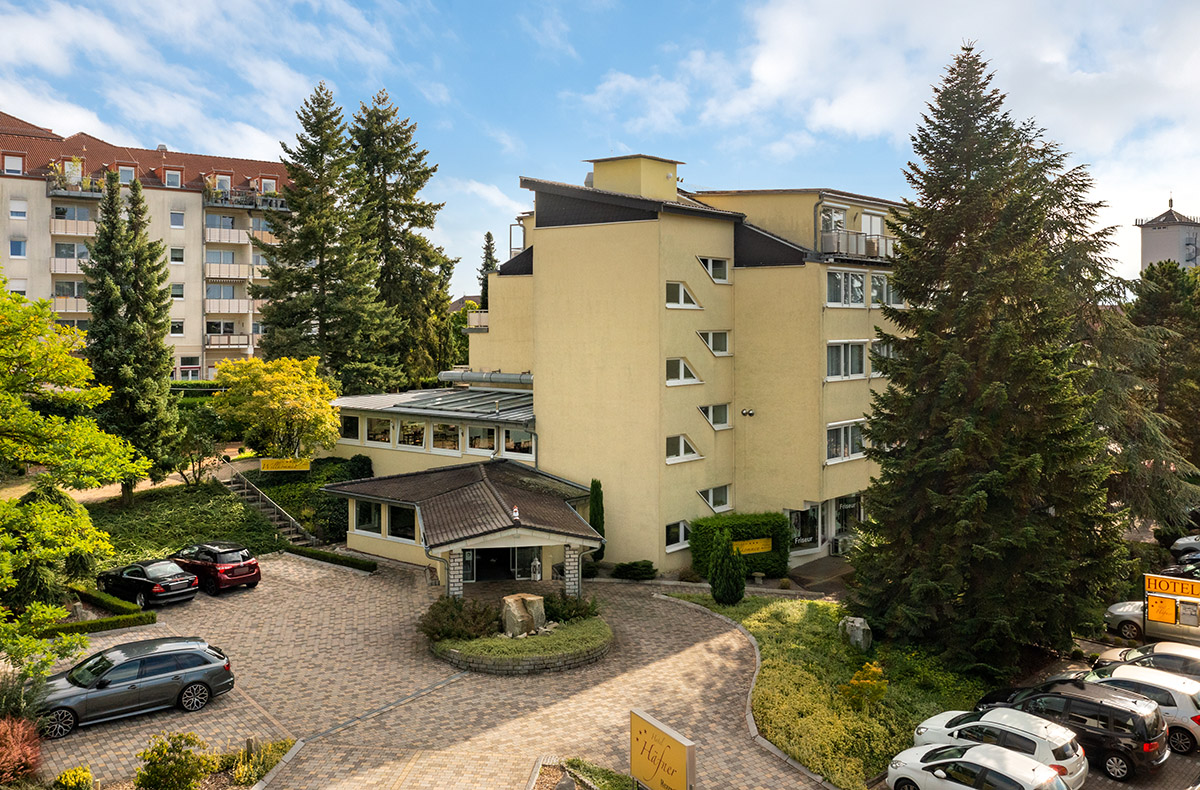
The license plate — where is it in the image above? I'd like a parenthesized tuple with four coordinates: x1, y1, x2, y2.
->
(230, 566, 249, 577)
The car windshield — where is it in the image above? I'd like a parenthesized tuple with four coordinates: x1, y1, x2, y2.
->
(216, 549, 250, 564)
(145, 561, 184, 580)
(1084, 667, 1115, 681)
(1051, 738, 1079, 760)
(922, 744, 972, 762)
(1124, 645, 1154, 660)
(946, 712, 983, 728)
(67, 652, 114, 686)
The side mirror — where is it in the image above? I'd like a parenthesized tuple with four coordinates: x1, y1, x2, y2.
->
(933, 770, 947, 780)
(95, 679, 110, 690)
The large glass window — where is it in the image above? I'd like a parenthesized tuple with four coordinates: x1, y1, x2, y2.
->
(832, 495, 861, 535)
(205, 214, 234, 229)
(431, 423, 459, 451)
(366, 417, 392, 444)
(205, 283, 235, 299)
(340, 415, 360, 440)
(205, 249, 235, 265)
(665, 281, 700, 308)
(355, 501, 381, 534)
(790, 505, 820, 550)
(54, 280, 87, 298)
(827, 422, 865, 460)
(53, 204, 90, 221)
(388, 506, 416, 541)
(870, 273, 904, 307)
(54, 242, 88, 259)
(398, 419, 426, 448)
(505, 428, 534, 456)
(206, 320, 234, 334)
(827, 271, 865, 306)
(666, 521, 691, 550)
(467, 426, 495, 453)
(821, 206, 846, 232)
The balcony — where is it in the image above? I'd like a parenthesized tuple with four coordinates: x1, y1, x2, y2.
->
(820, 230, 896, 259)
(50, 218, 96, 237)
(50, 257, 84, 274)
(250, 229, 278, 245)
(205, 298, 251, 314)
(204, 227, 251, 245)
(204, 188, 287, 212)
(251, 264, 269, 279)
(205, 333, 250, 348)
(464, 310, 489, 333)
(253, 299, 268, 312)
(204, 262, 250, 280)
(52, 296, 89, 313)
(46, 177, 105, 199)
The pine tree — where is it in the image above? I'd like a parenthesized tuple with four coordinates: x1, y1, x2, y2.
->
(349, 89, 454, 385)
(588, 479, 605, 562)
(708, 529, 746, 606)
(479, 232, 498, 309)
(81, 173, 178, 505)
(253, 82, 405, 394)
(852, 47, 1126, 676)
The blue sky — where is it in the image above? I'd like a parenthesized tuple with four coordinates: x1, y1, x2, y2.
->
(2, 0, 1196, 298)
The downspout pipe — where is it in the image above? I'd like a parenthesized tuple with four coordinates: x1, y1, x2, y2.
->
(416, 508, 450, 595)
(813, 191, 826, 253)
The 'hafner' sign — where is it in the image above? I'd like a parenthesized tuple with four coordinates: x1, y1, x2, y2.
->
(630, 709, 694, 790)
(1146, 574, 1200, 599)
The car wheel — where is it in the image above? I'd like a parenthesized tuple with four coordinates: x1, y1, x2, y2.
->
(203, 577, 220, 596)
(178, 682, 211, 712)
(1103, 752, 1132, 782)
(894, 779, 919, 790)
(43, 707, 76, 739)
(135, 591, 147, 609)
(1169, 727, 1197, 754)
(1117, 620, 1142, 641)
(246, 580, 259, 588)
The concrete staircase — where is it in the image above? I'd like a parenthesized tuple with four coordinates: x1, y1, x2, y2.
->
(218, 462, 317, 547)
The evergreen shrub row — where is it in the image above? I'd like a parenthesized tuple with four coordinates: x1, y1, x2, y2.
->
(284, 545, 377, 572)
(688, 512, 791, 579)
(39, 585, 157, 636)
(611, 560, 657, 580)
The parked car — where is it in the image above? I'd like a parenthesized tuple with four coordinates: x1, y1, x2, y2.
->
(913, 708, 1087, 789)
(1104, 601, 1145, 641)
(170, 541, 261, 595)
(976, 680, 1169, 780)
(97, 560, 198, 608)
(1095, 642, 1200, 681)
(40, 637, 233, 739)
(888, 743, 1068, 790)
(1172, 535, 1200, 560)
(1158, 562, 1200, 580)
(1054, 664, 1200, 754)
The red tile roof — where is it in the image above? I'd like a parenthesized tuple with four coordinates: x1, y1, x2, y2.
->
(0, 111, 62, 141)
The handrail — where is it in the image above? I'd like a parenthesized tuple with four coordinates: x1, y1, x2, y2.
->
(218, 459, 317, 545)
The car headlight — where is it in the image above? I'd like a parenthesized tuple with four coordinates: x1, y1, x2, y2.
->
(914, 726, 928, 736)
(890, 760, 905, 770)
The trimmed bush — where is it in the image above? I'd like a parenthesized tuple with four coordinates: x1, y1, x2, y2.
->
(433, 617, 611, 658)
(41, 611, 156, 637)
(70, 584, 141, 615)
(0, 716, 40, 784)
(418, 596, 501, 642)
(589, 479, 605, 562)
(779, 578, 792, 589)
(708, 529, 746, 605)
(689, 511, 791, 579)
(611, 560, 657, 580)
(134, 732, 217, 790)
(54, 766, 94, 790)
(543, 591, 600, 622)
(581, 561, 600, 579)
(284, 545, 376, 572)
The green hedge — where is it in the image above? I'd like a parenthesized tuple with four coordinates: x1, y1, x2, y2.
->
(285, 545, 377, 572)
(71, 584, 141, 615)
(689, 512, 791, 579)
(43, 611, 157, 636)
(168, 382, 228, 393)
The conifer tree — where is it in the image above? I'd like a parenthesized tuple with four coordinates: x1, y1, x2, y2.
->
(708, 529, 746, 606)
(588, 479, 605, 562)
(254, 83, 405, 394)
(82, 173, 178, 505)
(479, 232, 498, 309)
(852, 47, 1126, 675)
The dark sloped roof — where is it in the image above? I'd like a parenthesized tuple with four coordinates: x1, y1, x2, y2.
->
(520, 177, 744, 221)
(323, 460, 599, 548)
(734, 222, 812, 267)
(1143, 207, 1200, 226)
(499, 246, 533, 275)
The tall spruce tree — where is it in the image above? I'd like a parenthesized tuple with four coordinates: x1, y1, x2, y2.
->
(479, 232, 498, 309)
(81, 173, 178, 505)
(852, 47, 1126, 675)
(349, 89, 456, 384)
(253, 83, 405, 394)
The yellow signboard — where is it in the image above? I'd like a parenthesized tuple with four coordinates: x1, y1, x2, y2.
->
(260, 458, 311, 472)
(732, 537, 772, 555)
(1148, 594, 1178, 625)
(1146, 574, 1200, 599)
(630, 709, 694, 790)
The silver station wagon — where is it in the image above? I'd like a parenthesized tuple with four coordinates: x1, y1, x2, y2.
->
(41, 637, 234, 738)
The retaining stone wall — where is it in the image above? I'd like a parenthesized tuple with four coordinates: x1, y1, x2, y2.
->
(431, 636, 612, 675)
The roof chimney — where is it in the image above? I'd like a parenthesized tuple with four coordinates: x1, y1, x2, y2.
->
(584, 171, 593, 188)
(156, 144, 167, 152)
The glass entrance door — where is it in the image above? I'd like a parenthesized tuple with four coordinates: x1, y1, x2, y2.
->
(511, 547, 540, 580)
(462, 549, 476, 583)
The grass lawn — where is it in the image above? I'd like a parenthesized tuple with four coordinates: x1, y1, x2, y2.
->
(433, 617, 612, 658)
(672, 594, 987, 790)
(87, 481, 284, 566)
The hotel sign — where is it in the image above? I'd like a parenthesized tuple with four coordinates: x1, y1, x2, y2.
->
(260, 458, 311, 472)
(630, 709, 694, 790)
(1148, 594, 1177, 625)
(1145, 574, 1200, 599)
(732, 537, 772, 555)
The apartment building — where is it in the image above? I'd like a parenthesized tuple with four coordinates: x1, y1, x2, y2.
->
(0, 111, 288, 379)
(328, 154, 904, 578)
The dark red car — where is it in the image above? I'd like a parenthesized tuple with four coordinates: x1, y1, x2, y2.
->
(169, 542, 261, 595)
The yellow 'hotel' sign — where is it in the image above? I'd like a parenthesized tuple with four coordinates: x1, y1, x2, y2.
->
(732, 537, 772, 555)
(1146, 574, 1200, 600)
(630, 709, 694, 790)
(260, 458, 312, 472)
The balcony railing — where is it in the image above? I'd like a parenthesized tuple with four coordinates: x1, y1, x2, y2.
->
(50, 257, 84, 274)
(52, 296, 89, 313)
(252, 299, 268, 312)
(46, 177, 105, 199)
(205, 298, 251, 314)
(250, 229, 277, 245)
(205, 333, 250, 348)
(463, 310, 489, 333)
(203, 188, 287, 212)
(204, 262, 250, 280)
(820, 230, 897, 259)
(204, 227, 251, 245)
(50, 218, 96, 237)
(251, 264, 269, 279)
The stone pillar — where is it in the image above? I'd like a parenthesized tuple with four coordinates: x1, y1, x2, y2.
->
(448, 550, 464, 599)
(563, 545, 581, 598)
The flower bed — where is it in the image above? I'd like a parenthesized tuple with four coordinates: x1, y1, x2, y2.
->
(431, 617, 613, 675)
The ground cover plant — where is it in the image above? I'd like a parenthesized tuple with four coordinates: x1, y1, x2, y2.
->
(242, 455, 371, 542)
(673, 594, 986, 790)
(432, 617, 611, 659)
(562, 757, 635, 790)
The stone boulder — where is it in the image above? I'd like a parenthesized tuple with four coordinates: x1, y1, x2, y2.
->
(838, 615, 873, 651)
(502, 593, 546, 637)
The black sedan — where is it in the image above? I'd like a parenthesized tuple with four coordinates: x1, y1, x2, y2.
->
(1158, 562, 1200, 580)
(97, 560, 199, 609)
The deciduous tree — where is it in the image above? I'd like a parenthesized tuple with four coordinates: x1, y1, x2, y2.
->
(210, 357, 339, 459)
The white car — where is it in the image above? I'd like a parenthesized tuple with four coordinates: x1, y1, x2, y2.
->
(1095, 641, 1200, 681)
(913, 709, 1087, 790)
(1083, 664, 1200, 754)
(1172, 535, 1200, 559)
(888, 743, 1068, 790)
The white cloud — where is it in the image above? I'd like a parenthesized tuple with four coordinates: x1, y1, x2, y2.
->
(520, 4, 579, 60)
(576, 72, 690, 135)
(486, 127, 524, 156)
(436, 177, 530, 216)
(0, 76, 135, 144)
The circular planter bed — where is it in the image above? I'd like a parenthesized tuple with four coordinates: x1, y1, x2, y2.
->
(431, 617, 613, 675)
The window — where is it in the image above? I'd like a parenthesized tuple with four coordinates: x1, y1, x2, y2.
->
(3, 155, 22, 175)
(175, 653, 209, 671)
(54, 280, 87, 298)
(870, 273, 904, 307)
(699, 403, 730, 429)
(251, 217, 272, 232)
(56, 317, 88, 331)
(170, 211, 184, 228)
(665, 281, 701, 308)
(366, 417, 392, 444)
(8, 279, 27, 295)
(340, 415, 360, 441)
(872, 340, 897, 374)
(215, 175, 232, 193)
(698, 256, 729, 283)
(206, 249, 235, 265)
(118, 166, 135, 185)
(179, 356, 200, 371)
(941, 762, 983, 787)
(398, 419, 425, 448)
(252, 322, 263, 335)
(958, 725, 1002, 745)
(1064, 700, 1105, 729)
(505, 428, 534, 456)
(170, 247, 184, 264)
(140, 654, 180, 678)
(827, 342, 866, 378)
(164, 170, 182, 188)
(206, 320, 234, 334)
(827, 271, 865, 306)
(832, 494, 861, 536)
(170, 320, 184, 336)
(53, 204, 90, 221)
(697, 330, 730, 355)
(666, 434, 700, 462)
(206, 214, 235, 229)
(863, 213, 884, 236)
(176, 367, 199, 380)
(1000, 733, 1037, 757)
(9, 239, 26, 258)
(103, 660, 142, 685)
(666, 358, 700, 385)
(431, 423, 459, 452)
(827, 421, 865, 461)
(790, 505, 821, 550)
(388, 506, 416, 541)
(467, 426, 495, 453)
(205, 283, 235, 299)
(54, 242, 88, 259)
(63, 159, 81, 183)
(666, 520, 690, 551)
(9, 200, 27, 219)
(821, 206, 846, 232)
(261, 178, 276, 193)
(170, 283, 184, 300)
(699, 485, 731, 512)
(355, 501, 381, 534)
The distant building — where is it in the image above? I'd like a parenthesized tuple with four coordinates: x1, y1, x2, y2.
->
(449, 294, 481, 312)
(1137, 198, 1200, 272)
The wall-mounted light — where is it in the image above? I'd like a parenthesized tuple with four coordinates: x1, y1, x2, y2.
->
(741, 409, 755, 417)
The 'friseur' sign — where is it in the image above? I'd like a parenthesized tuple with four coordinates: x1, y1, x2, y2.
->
(630, 709, 695, 790)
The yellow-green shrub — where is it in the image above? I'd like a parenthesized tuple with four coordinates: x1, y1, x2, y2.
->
(54, 766, 94, 790)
